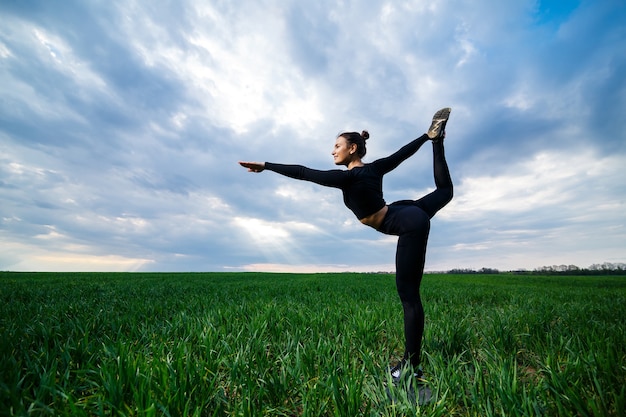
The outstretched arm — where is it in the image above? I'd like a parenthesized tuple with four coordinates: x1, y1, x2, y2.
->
(240, 161, 348, 188)
(239, 161, 265, 173)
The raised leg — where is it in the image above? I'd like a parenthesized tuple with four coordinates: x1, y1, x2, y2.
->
(414, 140, 453, 218)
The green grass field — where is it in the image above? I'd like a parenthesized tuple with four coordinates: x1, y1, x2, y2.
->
(1, 272, 625, 416)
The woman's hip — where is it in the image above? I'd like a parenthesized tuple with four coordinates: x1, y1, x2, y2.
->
(378, 203, 430, 236)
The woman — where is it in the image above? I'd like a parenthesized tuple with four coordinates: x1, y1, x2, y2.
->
(239, 108, 453, 383)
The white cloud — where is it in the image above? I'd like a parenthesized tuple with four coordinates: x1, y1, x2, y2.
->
(445, 148, 625, 221)
(2, 243, 153, 272)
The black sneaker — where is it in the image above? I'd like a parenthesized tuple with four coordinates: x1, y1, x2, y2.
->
(389, 361, 426, 386)
(427, 107, 451, 140)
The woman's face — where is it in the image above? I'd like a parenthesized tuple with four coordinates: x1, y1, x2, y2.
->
(332, 136, 356, 166)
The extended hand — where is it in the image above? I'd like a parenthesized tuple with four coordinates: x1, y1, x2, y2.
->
(239, 161, 265, 173)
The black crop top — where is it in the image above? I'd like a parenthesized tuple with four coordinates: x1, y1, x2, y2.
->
(265, 134, 428, 220)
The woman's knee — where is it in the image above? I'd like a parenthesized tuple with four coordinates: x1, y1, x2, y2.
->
(397, 287, 420, 304)
(441, 185, 453, 205)
(400, 297, 423, 316)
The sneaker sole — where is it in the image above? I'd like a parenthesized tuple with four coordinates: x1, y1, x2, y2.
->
(427, 107, 451, 139)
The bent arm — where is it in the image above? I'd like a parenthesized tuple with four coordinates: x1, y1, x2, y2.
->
(372, 134, 429, 174)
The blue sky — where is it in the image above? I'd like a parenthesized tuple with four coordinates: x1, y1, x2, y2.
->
(1, 0, 624, 272)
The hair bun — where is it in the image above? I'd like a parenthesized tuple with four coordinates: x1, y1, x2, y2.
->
(361, 130, 370, 140)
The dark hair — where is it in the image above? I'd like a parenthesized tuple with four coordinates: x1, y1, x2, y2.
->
(338, 130, 369, 158)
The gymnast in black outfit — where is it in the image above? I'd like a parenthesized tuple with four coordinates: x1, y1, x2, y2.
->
(239, 108, 453, 382)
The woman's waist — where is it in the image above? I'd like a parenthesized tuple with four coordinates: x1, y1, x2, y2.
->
(359, 205, 388, 229)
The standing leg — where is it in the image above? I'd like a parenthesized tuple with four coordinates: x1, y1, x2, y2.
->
(393, 207, 430, 368)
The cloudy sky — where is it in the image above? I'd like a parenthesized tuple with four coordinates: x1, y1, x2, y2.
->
(1, 0, 624, 273)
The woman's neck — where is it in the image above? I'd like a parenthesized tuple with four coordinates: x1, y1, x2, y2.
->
(347, 160, 364, 170)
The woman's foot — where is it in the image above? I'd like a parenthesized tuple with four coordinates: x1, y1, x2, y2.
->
(427, 107, 451, 140)
(389, 360, 426, 385)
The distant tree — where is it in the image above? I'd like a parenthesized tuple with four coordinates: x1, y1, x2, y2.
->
(447, 268, 477, 274)
(447, 262, 625, 275)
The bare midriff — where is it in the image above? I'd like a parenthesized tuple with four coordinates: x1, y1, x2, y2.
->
(359, 205, 388, 230)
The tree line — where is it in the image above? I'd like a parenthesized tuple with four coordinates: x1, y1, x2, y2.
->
(445, 262, 626, 275)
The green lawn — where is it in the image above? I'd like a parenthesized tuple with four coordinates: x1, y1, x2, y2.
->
(1, 272, 625, 416)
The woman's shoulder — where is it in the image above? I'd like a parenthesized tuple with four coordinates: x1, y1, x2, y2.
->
(349, 163, 380, 176)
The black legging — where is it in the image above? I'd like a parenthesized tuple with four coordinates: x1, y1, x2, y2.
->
(378, 140, 453, 367)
